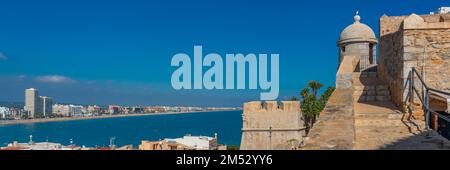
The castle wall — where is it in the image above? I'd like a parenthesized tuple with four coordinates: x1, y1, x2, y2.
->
(378, 16, 406, 106)
(403, 29, 450, 91)
(302, 55, 356, 149)
(379, 14, 450, 112)
(240, 101, 305, 150)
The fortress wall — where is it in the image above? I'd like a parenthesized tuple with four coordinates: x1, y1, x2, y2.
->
(301, 88, 355, 150)
(336, 55, 357, 89)
(379, 16, 406, 107)
(403, 29, 450, 91)
(302, 55, 356, 150)
(379, 14, 450, 113)
(240, 101, 305, 150)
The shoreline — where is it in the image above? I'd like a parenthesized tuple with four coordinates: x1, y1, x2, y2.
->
(0, 110, 241, 126)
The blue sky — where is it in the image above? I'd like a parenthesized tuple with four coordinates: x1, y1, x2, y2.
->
(0, 0, 447, 106)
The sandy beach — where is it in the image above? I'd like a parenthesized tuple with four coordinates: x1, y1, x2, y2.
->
(0, 110, 240, 126)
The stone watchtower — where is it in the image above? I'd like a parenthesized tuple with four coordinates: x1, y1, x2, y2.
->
(338, 12, 378, 71)
(240, 101, 305, 150)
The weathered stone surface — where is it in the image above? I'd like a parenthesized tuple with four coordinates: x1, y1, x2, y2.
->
(366, 86, 375, 90)
(241, 101, 305, 150)
(302, 89, 355, 150)
(403, 13, 425, 29)
(367, 90, 376, 96)
(366, 96, 376, 102)
(354, 102, 450, 150)
(377, 90, 390, 96)
(376, 96, 391, 101)
(379, 13, 450, 108)
(336, 56, 357, 89)
(303, 73, 450, 150)
(244, 12, 450, 151)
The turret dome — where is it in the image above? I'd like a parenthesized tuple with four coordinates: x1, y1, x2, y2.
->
(338, 12, 377, 45)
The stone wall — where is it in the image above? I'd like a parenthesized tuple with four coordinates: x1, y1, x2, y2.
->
(404, 28, 450, 90)
(302, 55, 356, 150)
(378, 15, 405, 106)
(378, 13, 450, 112)
(336, 56, 357, 89)
(301, 88, 355, 150)
(240, 101, 305, 150)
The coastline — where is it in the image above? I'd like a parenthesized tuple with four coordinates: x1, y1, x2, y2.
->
(0, 110, 241, 126)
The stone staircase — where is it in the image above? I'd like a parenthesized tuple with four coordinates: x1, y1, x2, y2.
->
(353, 72, 391, 103)
(352, 72, 450, 150)
(353, 101, 450, 150)
(302, 69, 450, 150)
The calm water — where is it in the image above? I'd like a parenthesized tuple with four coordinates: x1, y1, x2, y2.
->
(0, 110, 243, 147)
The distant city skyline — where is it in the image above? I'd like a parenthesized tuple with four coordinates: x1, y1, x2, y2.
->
(0, 0, 448, 106)
(24, 88, 53, 118)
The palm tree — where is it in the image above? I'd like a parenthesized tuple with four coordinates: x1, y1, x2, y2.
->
(307, 80, 323, 98)
(320, 86, 335, 103)
(300, 88, 310, 99)
(298, 81, 334, 134)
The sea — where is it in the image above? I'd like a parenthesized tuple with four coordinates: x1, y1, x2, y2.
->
(0, 110, 243, 147)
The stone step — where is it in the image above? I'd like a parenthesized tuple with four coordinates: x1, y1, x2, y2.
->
(354, 95, 391, 102)
(376, 95, 391, 101)
(352, 72, 392, 103)
(376, 90, 390, 96)
(354, 85, 389, 91)
(356, 112, 404, 120)
(355, 120, 407, 127)
(354, 89, 390, 96)
(353, 72, 378, 78)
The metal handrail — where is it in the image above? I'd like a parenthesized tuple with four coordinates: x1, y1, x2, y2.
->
(410, 67, 450, 130)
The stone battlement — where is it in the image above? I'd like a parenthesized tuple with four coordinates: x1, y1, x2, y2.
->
(241, 101, 305, 150)
(243, 101, 300, 113)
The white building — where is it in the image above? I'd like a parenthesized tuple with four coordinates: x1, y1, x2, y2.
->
(53, 104, 85, 117)
(166, 134, 218, 150)
(431, 7, 450, 14)
(24, 88, 41, 118)
(69, 105, 84, 116)
(87, 105, 101, 114)
(0, 107, 11, 119)
(40, 96, 53, 117)
(9, 108, 24, 119)
(53, 104, 69, 117)
(1, 136, 81, 150)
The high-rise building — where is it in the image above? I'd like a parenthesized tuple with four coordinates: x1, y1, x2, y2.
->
(40, 96, 53, 117)
(24, 88, 41, 118)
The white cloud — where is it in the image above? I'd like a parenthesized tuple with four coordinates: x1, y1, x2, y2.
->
(35, 75, 76, 84)
(0, 52, 7, 61)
